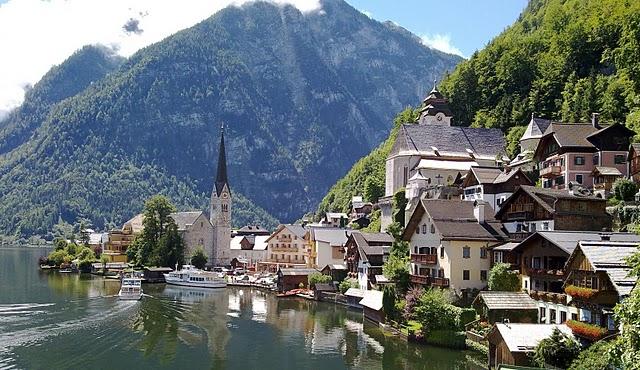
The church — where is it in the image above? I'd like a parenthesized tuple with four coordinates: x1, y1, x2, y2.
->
(208, 125, 233, 266)
(380, 84, 507, 229)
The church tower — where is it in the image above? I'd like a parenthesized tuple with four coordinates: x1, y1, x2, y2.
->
(417, 81, 453, 126)
(210, 124, 232, 266)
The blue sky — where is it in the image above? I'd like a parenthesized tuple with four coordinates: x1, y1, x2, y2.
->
(346, 0, 528, 57)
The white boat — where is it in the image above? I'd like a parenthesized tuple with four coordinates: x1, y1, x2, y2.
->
(119, 277, 143, 300)
(163, 265, 227, 289)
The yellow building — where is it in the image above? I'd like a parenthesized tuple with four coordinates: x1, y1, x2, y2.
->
(261, 224, 308, 271)
(103, 214, 143, 263)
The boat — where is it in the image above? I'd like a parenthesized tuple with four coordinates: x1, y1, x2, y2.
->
(163, 265, 227, 289)
(119, 277, 143, 300)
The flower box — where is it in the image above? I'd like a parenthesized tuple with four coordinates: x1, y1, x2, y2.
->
(564, 285, 598, 299)
(566, 320, 608, 341)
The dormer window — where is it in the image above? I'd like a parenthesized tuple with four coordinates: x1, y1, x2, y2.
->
(431, 146, 440, 156)
(466, 148, 475, 159)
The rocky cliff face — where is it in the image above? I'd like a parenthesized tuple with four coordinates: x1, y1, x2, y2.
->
(0, 0, 460, 236)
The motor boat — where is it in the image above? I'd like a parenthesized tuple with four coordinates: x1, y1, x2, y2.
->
(163, 265, 227, 288)
(119, 277, 143, 300)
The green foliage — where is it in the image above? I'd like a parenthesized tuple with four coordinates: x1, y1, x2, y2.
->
(190, 247, 208, 269)
(48, 249, 69, 266)
(533, 328, 581, 369)
(316, 108, 419, 216)
(392, 188, 407, 225)
(382, 285, 398, 322)
(361, 209, 381, 233)
(569, 340, 616, 370)
(613, 179, 638, 201)
(488, 262, 520, 291)
(363, 176, 384, 204)
(414, 288, 455, 334)
(136, 195, 185, 267)
(505, 125, 526, 158)
(308, 272, 332, 289)
(610, 247, 640, 368)
(423, 330, 467, 350)
(338, 278, 359, 294)
(439, 0, 640, 132)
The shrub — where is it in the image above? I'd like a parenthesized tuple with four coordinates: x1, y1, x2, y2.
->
(569, 340, 616, 370)
(48, 249, 69, 267)
(566, 320, 608, 341)
(423, 330, 466, 349)
(614, 179, 638, 201)
(414, 288, 455, 333)
(533, 327, 581, 369)
(308, 272, 332, 289)
(565, 285, 598, 299)
(339, 278, 358, 294)
(382, 285, 398, 322)
(403, 286, 424, 321)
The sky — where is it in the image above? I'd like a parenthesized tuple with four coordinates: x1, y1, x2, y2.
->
(0, 0, 527, 119)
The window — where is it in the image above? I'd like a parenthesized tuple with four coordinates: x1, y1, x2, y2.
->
(542, 222, 550, 231)
(555, 176, 565, 186)
(440, 246, 445, 258)
(615, 154, 626, 164)
(593, 154, 599, 165)
(543, 179, 551, 188)
(414, 246, 418, 254)
(422, 224, 427, 234)
(480, 270, 487, 281)
(533, 257, 541, 269)
(540, 308, 546, 323)
(463, 246, 471, 258)
(480, 247, 487, 259)
(430, 224, 435, 233)
(550, 309, 557, 324)
(530, 223, 537, 232)
(294, 255, 297, 260)
(571, 313, 578, 321)
(416, 227, 420, 234)
(463, 270, 470, 281)
(560, 311, 567, 324)
(576, 174, 583, 184)
(574, 156, 585, 165)
(524, 279, 528, 289)
(493, 251, 503, 264)
(403, 166, 408, 186)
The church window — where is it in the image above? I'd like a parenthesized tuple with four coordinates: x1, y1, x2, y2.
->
(403, 166, 408, 186)
(416, 227, 420, 234)
(421, 224, 427, 234)
(201, 222, 203, 228)
(430, 224, 435, 234)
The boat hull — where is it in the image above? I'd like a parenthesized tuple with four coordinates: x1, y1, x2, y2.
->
(118, 292, 143, 301)
(164, 279, 227, 289)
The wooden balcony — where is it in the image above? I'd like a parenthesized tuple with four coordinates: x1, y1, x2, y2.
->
(409, 275, 450, 287)
(509, 232, 532, 241)
(529, 290, 568, 305)
(540, 165, 562, 178)
(271, 246, 298, 252)
(411, 254, 437, 265)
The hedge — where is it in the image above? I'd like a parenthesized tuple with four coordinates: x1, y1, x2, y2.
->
(424, 330, 467, 349)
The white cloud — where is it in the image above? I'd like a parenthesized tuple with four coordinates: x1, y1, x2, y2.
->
(0, 0, 321, 116)
(420, 33, 464, 57)
(361, 9, 372, 18)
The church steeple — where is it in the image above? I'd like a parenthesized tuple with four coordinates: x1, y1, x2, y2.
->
(214, 123, 230, 196)
(417, 80, 453, 126)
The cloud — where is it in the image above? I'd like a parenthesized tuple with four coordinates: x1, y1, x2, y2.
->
(361, 9, 373, 18)
(0, 0, 321, 116)
(420, 33, 464, 57)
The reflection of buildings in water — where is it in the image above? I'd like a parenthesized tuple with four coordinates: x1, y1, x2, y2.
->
(342, 318, 385, 368)
(309, 319, 345, 355)
(228, 290, 240, 312)
(251, 294, 267, 322)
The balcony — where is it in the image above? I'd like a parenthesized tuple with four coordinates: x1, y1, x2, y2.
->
(509, 232, 531, 241)
(540, 165, 562, 178)
(411, 254, 437, 265)
(409, 275, 450, 287)
(529, 290, 568, 305)
(271, 246, 298, 253)
(527, 268, 565, 278)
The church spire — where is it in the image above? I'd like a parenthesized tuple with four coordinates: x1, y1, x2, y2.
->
(214, 123, 229, 196)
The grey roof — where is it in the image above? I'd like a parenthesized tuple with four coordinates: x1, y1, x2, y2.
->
(322, 264, 347, 271)
(516, 231, 640, 255)
(170, 211, 205, 231)
(409, 199, 508, 241)
(312, 228, 351, 246)
(496, 185, 605, 218)
(593, 166, 623, 176)
(466, 167, 530, 186)
(578, 241, 640, 296)
(351, 232, 393, 261)
(521, 117, 552, 140)
(542, 123, 600, 148)
(359, 290, 384, 311)
(266, 224, 307, 241)
(492, 242, 520, 251)
(473, 291, 539, 311)
(314, 283, 337, 292)
(278, 268, 318, 276)
(344, 288, 365, 298)
(399, 124, 506, 159)
(492, 324, 573, 352)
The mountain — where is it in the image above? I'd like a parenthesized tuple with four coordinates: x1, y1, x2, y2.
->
(0, 0, 461, 237)
(316, 0, 640, 221)
(439, 0, 640, 134)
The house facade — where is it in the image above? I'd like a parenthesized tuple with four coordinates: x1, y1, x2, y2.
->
(344, 232, 393, 290)
(402, 199, 508, 293)
(494, 185, 611, 241)
(304, 228, 350, 268)
(262, 224, 307, 271)
(104, 213, 144, 262)
(170, 211, 214, 261)
(460, 167, 533, 211)
(534, 115, 634, 192)
(629, 143, 640, 183)
(228, 234, 269, 268)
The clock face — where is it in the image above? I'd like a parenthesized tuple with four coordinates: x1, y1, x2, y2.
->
(436, 113, 444, 122)
(222, 192, 228, 199)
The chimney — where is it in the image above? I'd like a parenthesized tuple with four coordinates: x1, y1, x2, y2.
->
(592, 112, 600, 129)
(473, 200, 486, 224)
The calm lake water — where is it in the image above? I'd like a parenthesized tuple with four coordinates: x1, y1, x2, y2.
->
(0, 247, 484, 369)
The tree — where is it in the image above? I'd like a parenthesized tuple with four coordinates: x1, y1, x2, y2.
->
(488, 262, 520, 291)
(613, 179, 638, 201)
(610, 246, 640, 368)
(100, 254, 109, 274)
(364, 176, 384, 203)
(308, 272, 332, 289)
(190, 247, 208, 269)
(383, 222, 410, 292)
(505, 125, 526, 158)
(383, 285, 398, 322)
(135, 195, 184, 267)
(392, 188, 407, 225)
(79, 220, 90, 246)
(533, 328, 581, 369)
(568, 340, 616, 370)
(413, 288, 456, 334)
(48, 249, 68, 267)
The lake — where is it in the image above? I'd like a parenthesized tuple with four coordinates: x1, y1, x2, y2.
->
(0, 247, 484, 369)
